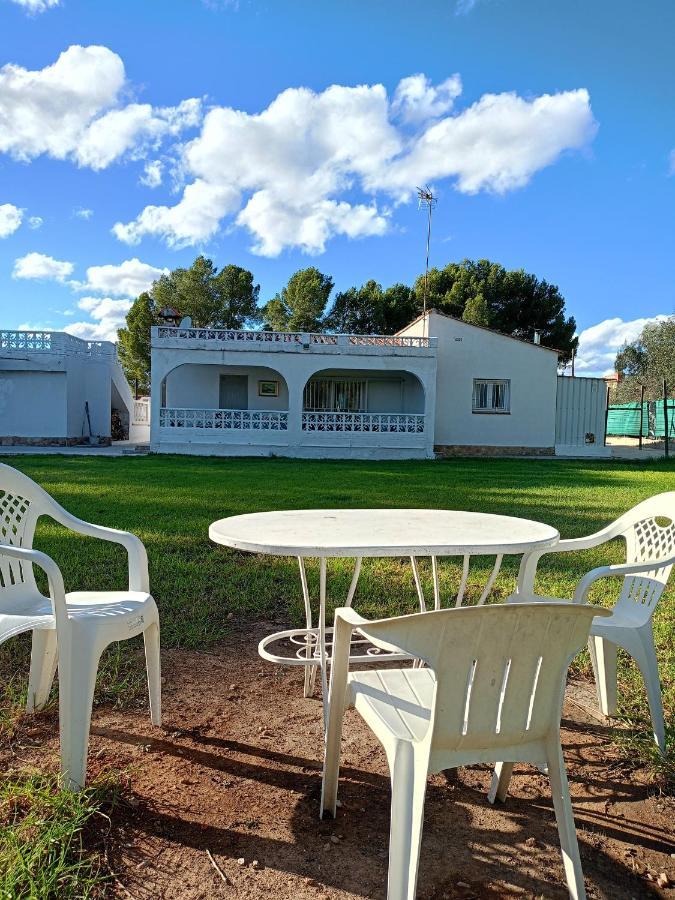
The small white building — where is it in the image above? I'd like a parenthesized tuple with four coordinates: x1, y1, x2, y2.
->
(151, 325, 438, 459)
(0, 330, 147, 446)
(398, 310, 560, 456)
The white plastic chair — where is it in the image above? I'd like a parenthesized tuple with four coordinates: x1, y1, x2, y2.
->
(513, 492, 675, 753)
(321, 602, 610, 900)
(0, 463, 161, 789)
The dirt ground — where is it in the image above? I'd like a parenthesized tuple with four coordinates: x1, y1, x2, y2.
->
(4, 623, 675, 899)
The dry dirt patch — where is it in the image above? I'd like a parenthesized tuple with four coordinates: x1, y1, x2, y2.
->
(3, 624, 675, 899)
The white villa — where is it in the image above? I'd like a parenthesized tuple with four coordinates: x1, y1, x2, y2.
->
(150, 310, 609, 460)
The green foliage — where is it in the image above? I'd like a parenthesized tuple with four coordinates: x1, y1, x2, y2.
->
(116, 293, 159, 394)
(413, 259, 577, 358)
(0, 773, 119, 898)
(151, 256, 260, 329)
(325, 280, 386, 334)
(262, 267, 334, 332)
(117, 256, 261, 389)
(462, 291, 490, 327)
(615, 317, 675, 401)
(325, 281, 421, 335)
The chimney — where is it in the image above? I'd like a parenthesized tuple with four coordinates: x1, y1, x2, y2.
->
(533, 330, 541, 345)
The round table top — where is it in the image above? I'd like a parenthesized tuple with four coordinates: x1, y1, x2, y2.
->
(209, 509, 559, 558)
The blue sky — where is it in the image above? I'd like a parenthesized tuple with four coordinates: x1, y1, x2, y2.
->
(1, 0, 673, 374)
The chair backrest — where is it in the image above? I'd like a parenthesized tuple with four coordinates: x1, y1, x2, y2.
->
(612, 492, 675, 621)
(356, 603, 609, 754)
(0, 464, 56, 593)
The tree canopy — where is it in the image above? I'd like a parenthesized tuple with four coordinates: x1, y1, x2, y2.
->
(325, 281, 419, 335)
(614, 317, 675, 401)
(117, 256, 260, 391)
(412, 259, 577, 357)
(261, 267, 334, 332)
(116, 254, 578, 391)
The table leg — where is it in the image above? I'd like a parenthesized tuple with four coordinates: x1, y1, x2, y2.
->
(345, 557, 362, 607)
(478, 554, 503, 605)
(455, 555, 470, 607)
(410, 556, 426, 612)
(431, 555, 440, 610)
(298, 557, 317, 698)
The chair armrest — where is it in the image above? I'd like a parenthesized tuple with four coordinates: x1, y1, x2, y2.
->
(516, 524, 620, 596)
(47, 506, 149, 593)
(334, 607, 368, 629)
(573, 555, 675, 604)
(0, 544, 68, 625)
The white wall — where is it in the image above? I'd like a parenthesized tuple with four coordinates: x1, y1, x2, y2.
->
(399, 312, 558, 448)
(165, 364, 289, 410)
(0, 370, 67, 437)
(65, 357, 111, 438)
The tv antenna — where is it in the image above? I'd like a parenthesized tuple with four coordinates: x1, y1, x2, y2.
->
(417, 186, 437, 336)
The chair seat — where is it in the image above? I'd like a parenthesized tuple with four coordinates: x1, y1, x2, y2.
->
(348, 667, 435, 744)
(0, 590, 154, 643)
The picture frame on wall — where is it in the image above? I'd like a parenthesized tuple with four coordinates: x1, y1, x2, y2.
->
(258, 380, 279, 398)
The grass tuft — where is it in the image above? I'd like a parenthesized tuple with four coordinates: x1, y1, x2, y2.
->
(0, 771, 121, 899)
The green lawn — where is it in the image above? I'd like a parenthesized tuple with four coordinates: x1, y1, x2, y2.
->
(0, 453, 674, 894)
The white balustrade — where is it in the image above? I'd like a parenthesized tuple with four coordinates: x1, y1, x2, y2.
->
(302, 412, 425, 433)
(0, 330, 115, 358)
(156, 327, 302, 343)
(160, 408, 289, 431)
(133, 400, 150, 425)
(154, 327, 433, 350)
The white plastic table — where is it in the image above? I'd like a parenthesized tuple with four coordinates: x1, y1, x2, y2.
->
(209, 509, 559, 721)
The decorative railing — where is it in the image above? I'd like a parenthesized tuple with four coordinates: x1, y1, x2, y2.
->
(156, 327, 302, 343)
(0, 330, 115, 358)
(302, 412, 425, 433)
(133, 400, 150, 425)
(154, 327, 433, 350)
(160, 408, 288, 431)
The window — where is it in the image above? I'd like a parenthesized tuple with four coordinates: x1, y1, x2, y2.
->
(304, 379, 367, 412)
(473, 379, 510, 414)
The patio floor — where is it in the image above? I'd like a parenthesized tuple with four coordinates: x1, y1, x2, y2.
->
(5, 623, 674, 899)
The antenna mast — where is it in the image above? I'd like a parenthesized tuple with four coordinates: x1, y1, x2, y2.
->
(417, 185, 437, 336)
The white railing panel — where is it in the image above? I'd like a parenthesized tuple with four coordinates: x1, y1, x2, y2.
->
(133, 400, 150, 424)
(302, 412, 425, 434)
(0, 330, 115, 358)
(154, 327, 434, 350)
(160, 408, 289, 431)
(156, 327, 302, 344)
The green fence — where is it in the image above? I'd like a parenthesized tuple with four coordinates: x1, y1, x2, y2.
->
(607, 400, 675, 438)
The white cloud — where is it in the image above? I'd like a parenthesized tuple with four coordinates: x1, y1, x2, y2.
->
(372, 89, 596, 197)
(75, 97, 202, 171)
(0, 203, 23, 237)
(140, 160, 163, 188)
(74, 257, 167, 296)
(392, 74, 462, 125)
(8, 0, 60, 12)
(0, 45, 202, 170)
(114, 75, 596, 256)
(74, 207, 93, 220)
(28, 215, 43, 229)
(64, 296, 133, 342)
(574, 315, 670, 376)
(12, 251, 74, 281)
